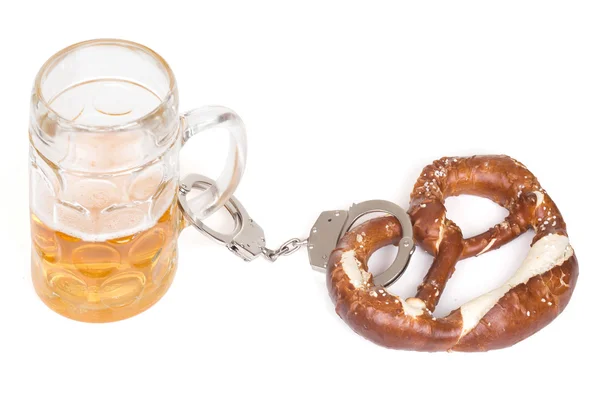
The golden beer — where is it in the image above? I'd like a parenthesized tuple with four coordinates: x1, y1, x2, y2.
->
(31, 200, 180, 322)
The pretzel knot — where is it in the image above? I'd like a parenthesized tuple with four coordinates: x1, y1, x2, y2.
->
(327, 155, 578, 351)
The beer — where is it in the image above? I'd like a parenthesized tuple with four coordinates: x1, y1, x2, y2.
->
(31, 199, 180, 322)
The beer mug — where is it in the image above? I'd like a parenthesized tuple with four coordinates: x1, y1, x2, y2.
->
(29, 39, 247, 322)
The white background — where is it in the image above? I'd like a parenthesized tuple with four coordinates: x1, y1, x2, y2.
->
(0, 1, 597, 399)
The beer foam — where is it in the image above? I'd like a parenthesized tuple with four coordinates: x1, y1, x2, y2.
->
(32, 196, 175, 242)
(30, 152, 177, 242)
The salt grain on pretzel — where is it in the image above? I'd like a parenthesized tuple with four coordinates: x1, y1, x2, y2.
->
(327, 155, 578, 351)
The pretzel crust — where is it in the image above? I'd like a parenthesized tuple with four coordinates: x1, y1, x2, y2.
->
(327, 155, 578, 351)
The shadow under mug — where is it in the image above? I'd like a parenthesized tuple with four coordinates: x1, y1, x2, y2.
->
(29, 39, 247, 322)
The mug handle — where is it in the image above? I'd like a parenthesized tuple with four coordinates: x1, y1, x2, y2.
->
(179, 105, 247, 220)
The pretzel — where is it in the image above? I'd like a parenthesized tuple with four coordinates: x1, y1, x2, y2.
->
(327, 155, 578, 351)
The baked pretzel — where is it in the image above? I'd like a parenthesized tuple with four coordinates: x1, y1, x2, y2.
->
(327, 155, 578, 351)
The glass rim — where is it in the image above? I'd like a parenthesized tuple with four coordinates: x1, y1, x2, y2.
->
(33, 38, 177, 133)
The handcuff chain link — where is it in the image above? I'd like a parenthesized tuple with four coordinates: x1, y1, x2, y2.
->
(261, 238, 308, 262)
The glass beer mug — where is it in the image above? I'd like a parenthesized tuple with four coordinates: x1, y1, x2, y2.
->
(29, 39, 246, 322)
